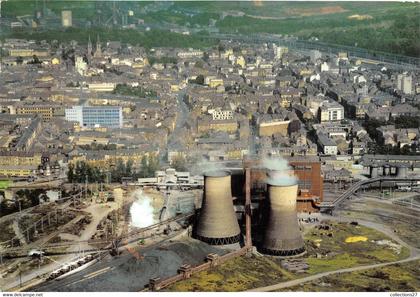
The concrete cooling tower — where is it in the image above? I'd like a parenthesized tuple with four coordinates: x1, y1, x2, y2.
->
(261, 182, 305, 257)
(194, 171, 241, 245)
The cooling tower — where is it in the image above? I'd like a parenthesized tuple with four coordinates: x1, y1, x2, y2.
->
(261, 182, 305, 257)
(195, 171, 241, 245)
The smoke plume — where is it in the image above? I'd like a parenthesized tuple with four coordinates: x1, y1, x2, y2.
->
(130, 189, 155, 228)
(261, 156, 298, 186)
(192, 158, 228, 176)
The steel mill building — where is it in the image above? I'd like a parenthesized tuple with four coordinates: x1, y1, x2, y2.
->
(244, 155, 323, 213)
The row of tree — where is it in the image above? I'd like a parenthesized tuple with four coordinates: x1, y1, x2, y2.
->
(10, 28, 217, 50)
(0, 189, 47, 217)
(364, 117, 420, 155)
(113, 84, 157, 98)
(67, 155, 160, 183)
(367, 143, 419, 156)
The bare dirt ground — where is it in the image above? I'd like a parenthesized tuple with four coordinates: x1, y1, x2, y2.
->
(286, 6, 347, 17)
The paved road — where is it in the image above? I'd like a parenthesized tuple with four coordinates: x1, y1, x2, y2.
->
(247, 255, 420, 292)
(9, 179, 63, 189)
(166, 90, 188, 161)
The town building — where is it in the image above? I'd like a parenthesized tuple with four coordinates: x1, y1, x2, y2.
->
(16, 105, 55, 121)
(319, 100, 344, 123)
(65, 106, 123, 128)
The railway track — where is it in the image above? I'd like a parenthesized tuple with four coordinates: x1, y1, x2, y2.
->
(338, 205, 420, 228)
(1, 212, 194, 259)
(320, 177, 420, 212)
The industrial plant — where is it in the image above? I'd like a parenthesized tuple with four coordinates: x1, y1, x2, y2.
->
(1, 0, 419, 293)
(192, 164, 306, 255)
(194, 171, 242, 246)
(261, 181, 305, 257)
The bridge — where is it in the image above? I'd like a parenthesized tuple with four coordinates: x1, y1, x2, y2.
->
(319, 176, 420, 214)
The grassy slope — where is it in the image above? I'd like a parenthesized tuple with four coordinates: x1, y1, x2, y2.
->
(2, 1, 419, 56)
(165, 222, 411, 292)
(8, 28, 216, 49)
(279, 260, 420, 292)
(215, 3, 420, 57)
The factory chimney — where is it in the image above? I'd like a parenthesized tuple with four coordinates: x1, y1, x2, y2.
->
(261, 179, 305, 257)
(194, 171, 241, 245)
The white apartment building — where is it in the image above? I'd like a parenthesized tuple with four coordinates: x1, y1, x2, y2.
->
(397, 74, 412, 95)
(319, 100, 344, 123)
(209, 108, 234, 120)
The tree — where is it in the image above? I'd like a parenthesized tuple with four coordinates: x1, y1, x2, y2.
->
(16, 56, 23, 65)
(125, 160, 133, 177)
(194, 60, 204, 68)
(137, 154, 159, 178)
(218, 43, 225, 53)
(139, 155, 149, 178)
(233, 45, 241, 54)
(395, 116, 420, 129)
(147, 154, 159, 177)
(203, 51, 209, 62)
(30, 55, 41, 64)
(112, 159, 126, 182)
(75, 161, 88, 183)
(171, 153, 187, 171)
(363, 118, 386, 142)
(195, 74, 205, 85)
(30, 194, 40, 207)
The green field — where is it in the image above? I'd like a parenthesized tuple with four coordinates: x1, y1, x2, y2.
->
(165, 221, 410, 292)
(0, 180, 11, 190)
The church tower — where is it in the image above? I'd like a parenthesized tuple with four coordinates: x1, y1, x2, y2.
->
(87, 35, 92, 59)
(94, 35, 102, 58)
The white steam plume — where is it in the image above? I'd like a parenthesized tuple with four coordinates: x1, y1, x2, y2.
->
(192, 158, 228, 176)
(261, 156, 298, 186)
(130, 189, 155, 228)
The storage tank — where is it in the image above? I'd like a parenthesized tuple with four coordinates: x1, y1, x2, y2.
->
(261, 181, 305, 257)
(383, 165, 390, 176)
(396, 165, 408, 178)
(369, 165, 379, 178)
(194, 171, 241, 245)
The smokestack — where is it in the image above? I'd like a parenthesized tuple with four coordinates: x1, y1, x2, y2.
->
(261, 181, 305, 257)
(245, 168, 252, 248)
(195, 171, 241, 245)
